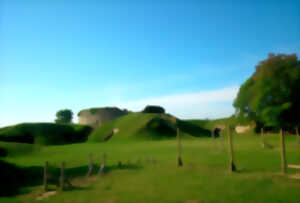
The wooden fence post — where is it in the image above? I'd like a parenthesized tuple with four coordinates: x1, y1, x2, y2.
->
(227, 126, 236, 172)
(60, 161, 65, 191)
(177, 128, 183, 167)
(211, 129, 215, 139)
(280, 129, 287, 174)
(261, 128, 265, 148)
(87, 154, 93, 176)
(211, 128, 217, 150)
(43, 161, 48, 192)
(98, 153, 106, 174)
(296, 127, 300, 144)
(151, 157, 156, 164)
(118, 161, 122, 168)
(220, 129, 225, 152)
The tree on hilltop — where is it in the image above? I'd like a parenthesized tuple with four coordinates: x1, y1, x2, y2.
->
(142, 105, 165, 114)
(55, 109, 73, 124)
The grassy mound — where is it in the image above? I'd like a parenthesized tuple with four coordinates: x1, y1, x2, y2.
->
(0, 141, 42, 157)
(0, 123, 92, 145)
(88, 113, 210, 142)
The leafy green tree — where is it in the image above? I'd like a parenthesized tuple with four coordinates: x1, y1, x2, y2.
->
(234, 53, 300, 128)
(55, 109, 73, 124)
(142, 105, 165, 114)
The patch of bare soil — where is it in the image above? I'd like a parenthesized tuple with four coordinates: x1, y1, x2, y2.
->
(288, 174, 300, 180)
(36, 191, 56, 200)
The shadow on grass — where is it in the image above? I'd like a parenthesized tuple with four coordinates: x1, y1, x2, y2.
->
(0, 160, 142, 197)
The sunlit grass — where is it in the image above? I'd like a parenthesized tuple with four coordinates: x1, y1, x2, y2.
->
(1, 134, 300, 203)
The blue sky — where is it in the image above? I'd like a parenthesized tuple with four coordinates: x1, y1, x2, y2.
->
(1, 0, 300, 126)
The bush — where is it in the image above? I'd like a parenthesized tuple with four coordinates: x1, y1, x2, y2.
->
(145, 117, 176, 136)
(0, 123, 93, 145)
(177, 120, 211, 137)
(142, 105, 165, 114)
(0, 147, 7, 157)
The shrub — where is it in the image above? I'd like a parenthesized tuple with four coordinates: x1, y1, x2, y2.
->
(0, 123, 93, 145)
(142, 105, 165, 114)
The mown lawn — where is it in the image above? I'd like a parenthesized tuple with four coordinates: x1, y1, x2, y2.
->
(1, 134, 300, 203)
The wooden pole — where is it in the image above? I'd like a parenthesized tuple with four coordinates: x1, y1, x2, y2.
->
(118, 161, 122, 168)
(60, 161, 65, 191)
(177, 128, 183, 167)
(220, 129, 225, 152)
(227, 126, 236, 172)
(280, 129, 287, 174)
(87, 154, 93, 176)
(43, 161, 48, 192)
(211, 129, 215, 139)
(103, 153, 106, 167)
(98, 153, 106, 174)
(261, 128, 265, 148)
(296, 127, 300, 144)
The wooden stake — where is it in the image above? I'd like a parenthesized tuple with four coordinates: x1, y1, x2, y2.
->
(211, 129, 215, 139)
(87, 154, 93, 176)
(177, 128, 183, 167)
(98, 153, 106, 174)
(43, 161, 48, 192)
(103, 153, 106, 167)
(296, 127, 300, 144)
(280, 129, 287, 174)
(227, 126, 236, 172)
(60, 161, 65, 191)
(118, 161, 122, 168)
(220, 129, 225, 152)
(261, 128, 265, 148)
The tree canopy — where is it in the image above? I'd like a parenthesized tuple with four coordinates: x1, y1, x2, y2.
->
(55, 109, 73, 124)
(233, 53, 300, 128)
(142, 105, 165, 114)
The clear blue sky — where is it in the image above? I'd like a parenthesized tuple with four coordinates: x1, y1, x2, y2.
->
(1, 0, 300, 126)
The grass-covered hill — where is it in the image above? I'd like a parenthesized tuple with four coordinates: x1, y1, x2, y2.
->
(0, 123, 92, 146)
(88, 113, 210, 142)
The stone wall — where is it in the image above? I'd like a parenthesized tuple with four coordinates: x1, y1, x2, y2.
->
(235, 125, 252, 134)
(78, 107, 128, 128)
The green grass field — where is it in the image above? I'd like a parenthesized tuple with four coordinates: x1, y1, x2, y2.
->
(1, 132, 300, 203)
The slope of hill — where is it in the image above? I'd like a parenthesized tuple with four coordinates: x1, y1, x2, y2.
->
(0, 123, 92, 145)
(88, 113, 210, 142)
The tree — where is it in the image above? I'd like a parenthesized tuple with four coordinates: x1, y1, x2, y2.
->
(55, 109, 73, 124)
(233, 53, 300, 128)
(142, 105, 165, 114)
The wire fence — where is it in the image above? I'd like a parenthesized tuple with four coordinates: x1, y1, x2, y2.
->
(42, 126, 299, 192)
